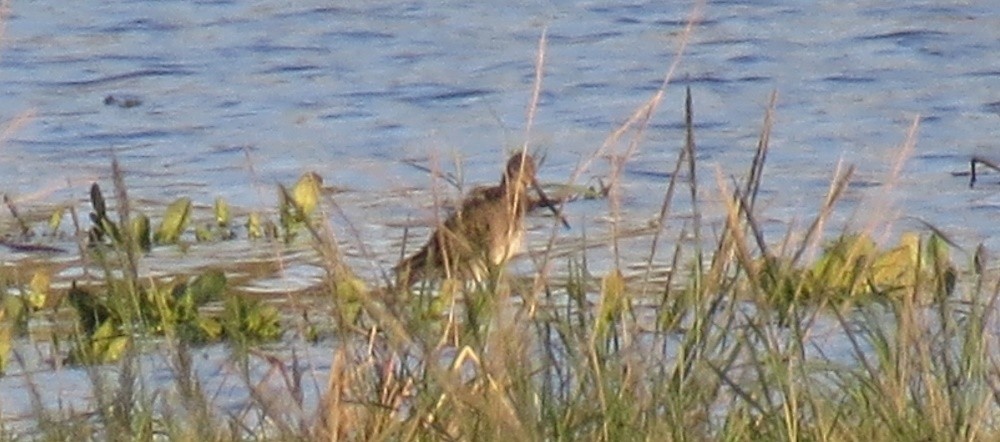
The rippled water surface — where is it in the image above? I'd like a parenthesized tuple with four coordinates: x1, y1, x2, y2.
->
(2, 1, 999, 272)
(0, 0, 998, 429)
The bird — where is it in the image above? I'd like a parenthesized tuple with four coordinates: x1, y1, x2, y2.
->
(395, 151, 567, 288)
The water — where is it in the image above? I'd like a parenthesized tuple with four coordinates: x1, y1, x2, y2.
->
(0, 0, 998, 430)
(2, 1, 996, 272)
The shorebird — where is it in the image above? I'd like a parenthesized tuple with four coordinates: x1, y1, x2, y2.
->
(395, 151, 567, 287)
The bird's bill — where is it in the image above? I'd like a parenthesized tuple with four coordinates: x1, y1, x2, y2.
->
(531, 176, 571, 229)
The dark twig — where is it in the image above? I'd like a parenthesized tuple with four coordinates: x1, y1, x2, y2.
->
(970, 156, 1000, 188)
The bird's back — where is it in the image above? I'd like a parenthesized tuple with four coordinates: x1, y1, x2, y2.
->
(395, 184, 529, 287)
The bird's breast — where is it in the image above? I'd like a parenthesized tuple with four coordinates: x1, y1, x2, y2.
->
(490, 228, 523, 265)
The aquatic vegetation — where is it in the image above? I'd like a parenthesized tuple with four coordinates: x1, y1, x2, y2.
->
(64, 269, 285, 364)
(24, 270, 50, 310)
(329, 270, 367, 328)
(596, 268, 628, 340)
(758, 231, 957, 318)
(86, 183, 122, 246)
(278, 171, 324, 243)
(0, 169, 336, 369)
(45, 170, 336, 366)
(67, 314, 130, 365)
(0, 318, 9, 375)
(0, 295, 26, 375)
(153, 197, 192, 245)
(195, 197, 236, 241)
(83, 171, 324, 251)
(220, 294, 282, 346)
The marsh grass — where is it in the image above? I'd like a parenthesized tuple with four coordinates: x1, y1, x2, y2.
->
(300, 93, 997, 442)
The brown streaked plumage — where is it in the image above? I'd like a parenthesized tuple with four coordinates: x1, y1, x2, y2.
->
(395, 152, 566, 287)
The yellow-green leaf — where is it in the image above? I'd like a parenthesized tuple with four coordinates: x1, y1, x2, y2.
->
(925, 233, 950, 268)
(49, 207, 64, 233)
(600, 268, 627, 319)
(72, 321, 130, 365)
(247, 212, 263, 239)
(334, 273, 368, 325)
(2, 296, 25, 326)
(132, 212, 151, 252)
(198, 316, 224, 340)
(195, 226, 212, 242)
(93, 331, 130, 363)
(596, 269, 627, 337)
(186, 270, 227, 306)
(871, 232, 920, 293)
(214, 197, 230, 227)
(27, 270, 50, 310)
(292, 172, 323, 217)
(0, 320, 11, 374)
(155, 197, 192, 244)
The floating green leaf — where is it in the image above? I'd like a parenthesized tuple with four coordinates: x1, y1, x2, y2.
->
(806, 234, 878, 299)
(277, 172, 324, 243)
(154, 197, 192, 244)
(597, 268, 627, 337)
(761, 231, 957, 311)
(870, 232, 919, 294)
(88, 183, 124, 245)
(214, 196, 230, 227)
(196, 316, 223, 341)
(48, 206, 64, 234)
(1, 296, 25, 329)
(90, 183, 107, 219)
(27, 270, 50, 310)
(184, 269, 227, 307)
(333, 273, 368, 326)
(292, 171, 323, 217)
(223, 295, 281, 343)
(0, 296, 22, 374)
(71, 320, 130, 365)
(0, 317, 10, 375)
(195, 226, 212, 242)
(68, 282, 112, 336)
(925, 233, 956, 298)
(247, 212, 263, 239)
(132, 212, 151, 252)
